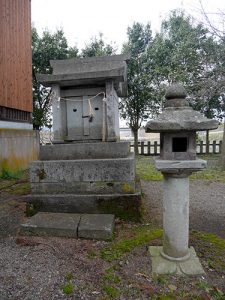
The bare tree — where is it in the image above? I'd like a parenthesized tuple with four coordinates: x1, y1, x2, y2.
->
(199, 0, 225, 169)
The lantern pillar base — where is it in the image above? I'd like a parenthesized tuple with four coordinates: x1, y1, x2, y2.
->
(149, 246, 205, 275)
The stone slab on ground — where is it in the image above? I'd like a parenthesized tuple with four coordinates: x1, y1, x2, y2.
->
(20, 212, 81, 238)
(78, 214, 115, 240)
(149, 246, 205, 275)
(20, 212, 115, 240)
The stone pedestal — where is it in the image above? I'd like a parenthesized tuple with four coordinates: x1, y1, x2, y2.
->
(161, 175, 189, 261)
(26, 141, 141, 221)
(149, 159, 206, 275)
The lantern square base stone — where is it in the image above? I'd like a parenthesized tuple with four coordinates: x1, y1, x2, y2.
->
(149, 246, 205, 275)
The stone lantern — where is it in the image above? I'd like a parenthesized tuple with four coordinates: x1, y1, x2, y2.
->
(145, 84, 218, 275)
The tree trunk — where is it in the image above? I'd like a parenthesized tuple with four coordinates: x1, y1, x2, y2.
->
(219, 119, 225, 170)
(33, 124, 40, 130)
(132, 128, 139, 156)
(206, 129, 209, 154)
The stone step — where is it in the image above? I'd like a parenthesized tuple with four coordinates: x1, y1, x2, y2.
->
(30, 181, 136, 195)
(20, 212, 115, 240)
(24, 191, 142, 221)
(40, 141, 130, 160)
(30, 154, 135, 183)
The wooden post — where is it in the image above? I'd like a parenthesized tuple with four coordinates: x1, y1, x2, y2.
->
(206, 129, 209, 154)
(154, 141, 158, 155)
(200, 141, 203, 154)
(212, 140, 216, 154)
(141, 141, 144, 155)
(147, 141, 151, 155)
(219, 140, 222, 154)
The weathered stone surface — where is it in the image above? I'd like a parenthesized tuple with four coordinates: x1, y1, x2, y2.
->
(149, 246, 205, 275)
(161, 175, 189, 259)
(20, 212, 80, 238)
(36, 54, 129, 97)
(24, 190, 142, 222)
(155, 159, 207, 173)
(146, 108, 218, 132)
(165, 84, 187, 100)
(160, 131, 197, 160)
(145, 83, 219, 133)
(50, 54, 129, 75)
(30, 181, 136, 195)
(30, 154, 135, 183)
(40, 141, 130, 160)
(78, 214, 115, 240)
(179, 247, 205, 275)
(20, 212, 116, 241)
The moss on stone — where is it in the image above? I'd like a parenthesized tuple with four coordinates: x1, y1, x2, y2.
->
(101, 227, 163, 262)
(97, 195, 142, 222)
(121, 182, 135, 193)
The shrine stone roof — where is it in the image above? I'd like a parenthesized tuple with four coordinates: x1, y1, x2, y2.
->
(36, 54, 129, 97)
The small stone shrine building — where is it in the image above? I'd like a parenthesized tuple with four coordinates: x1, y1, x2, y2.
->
(27, 55, 141, 220)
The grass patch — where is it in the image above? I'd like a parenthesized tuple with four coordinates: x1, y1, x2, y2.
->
(4, 182, 30, 195)
(0, 169, 30, 195)
(136, 155, 225, 183)
(102, 285, 120, 299)
(103, 267, 121, 284)
(65, 272, 73, 281)
(101, 226, 162, 262)
(191, 231, 225, 273)
(87, 249, 97, 259)
(190, 167, 225, 182)
(61, 272, 74, 295)
(0, 168, 28, 180)
(136, 156, 162, 181)
(61, 282, 74, 295)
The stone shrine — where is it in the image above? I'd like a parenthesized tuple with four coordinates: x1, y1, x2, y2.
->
(27, 55, 141, 221)
(145, 84, 218, 275)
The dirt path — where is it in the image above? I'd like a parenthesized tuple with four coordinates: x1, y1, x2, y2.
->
(0, 182, 225, 299)
(141, 180, 225, 238)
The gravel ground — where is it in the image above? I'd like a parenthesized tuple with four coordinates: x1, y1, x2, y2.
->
(0, 179, 225, 299)
(141, 180, 225, 238)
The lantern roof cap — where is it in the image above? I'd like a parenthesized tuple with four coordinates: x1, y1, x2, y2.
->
(145, 83, 219, 132)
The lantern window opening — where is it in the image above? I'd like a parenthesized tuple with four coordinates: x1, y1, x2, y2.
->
(172, 137, 188, 152)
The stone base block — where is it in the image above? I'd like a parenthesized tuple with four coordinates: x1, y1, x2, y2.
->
(155, 159, 207, 174)
(149, 246, 205, 275)
(25, 191, 142, 222)
(30, 154, 135, 183)
(20, 212, 80, 238)
(20, 212, 115, 240)
(40, 141, 130, 160)
(30, 181, 136, 195)
(78, 214, 115, 240)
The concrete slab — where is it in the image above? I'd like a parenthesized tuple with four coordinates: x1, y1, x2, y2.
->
(20, 212, 81, 238)
(149, 246, 205, 275)
(78, 214, 115, 240)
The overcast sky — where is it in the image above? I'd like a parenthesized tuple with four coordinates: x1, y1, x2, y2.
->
(31, 0, 225, 51)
